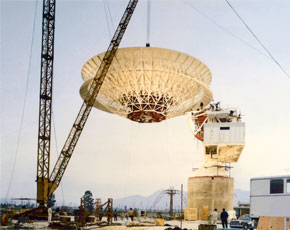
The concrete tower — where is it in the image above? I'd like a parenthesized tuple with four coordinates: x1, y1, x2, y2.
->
(185, 103, 245, 220)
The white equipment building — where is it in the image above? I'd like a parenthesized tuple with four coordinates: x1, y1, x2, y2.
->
(250, 175, 290, 218)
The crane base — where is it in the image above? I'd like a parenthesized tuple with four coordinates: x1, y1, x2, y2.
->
(13, 206, 48, 221)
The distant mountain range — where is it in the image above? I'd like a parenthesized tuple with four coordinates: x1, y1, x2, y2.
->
(113, 188, 250, 210)
(114, 189, 186, 210)
(1, 189, 249, 209)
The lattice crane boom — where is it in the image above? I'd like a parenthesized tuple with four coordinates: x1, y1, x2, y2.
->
(36, 0, 56, 206)
(36, 0, 138, 206)
(46, 0, 139, 200)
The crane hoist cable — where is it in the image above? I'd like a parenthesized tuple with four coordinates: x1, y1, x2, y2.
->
(103, 0, 116, 39)
(105, 0, 115, 32)
(146, 0, 151, 47)
(51, 111, 65, 205)
(103, 0, 112, 38)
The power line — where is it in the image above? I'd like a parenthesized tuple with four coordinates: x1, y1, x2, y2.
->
(183, 1, 270, 60)
(5, 0, 38, 200)
(225, 0, 290, 79)
(183, 0, 289, 77)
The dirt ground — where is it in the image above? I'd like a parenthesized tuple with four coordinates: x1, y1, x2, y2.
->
(0, 219, 224, 230)
(101, 220, 223, 230)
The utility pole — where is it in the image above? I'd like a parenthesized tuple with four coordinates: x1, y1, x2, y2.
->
(165, 187, 178, 218)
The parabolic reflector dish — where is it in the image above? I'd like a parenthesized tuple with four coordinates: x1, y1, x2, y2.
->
(80, 47, 213, 123)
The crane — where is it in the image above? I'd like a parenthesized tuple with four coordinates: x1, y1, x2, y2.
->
(36, 0, 138, 208)
(150, 188, 186, 218)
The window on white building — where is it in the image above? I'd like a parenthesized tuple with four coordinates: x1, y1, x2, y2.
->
(270, 179, 284, 194)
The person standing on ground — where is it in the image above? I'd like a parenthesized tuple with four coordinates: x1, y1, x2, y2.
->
(128, 208, 134, 221)
(210, 208, 218, 225)
(220, 208, 229, 228)
(47, 206, 52, 223)
(114, 209, 118, 221)
(99, 208, 103, 221)
(136, 209, 141, 220)
(55, 207, 60, 218)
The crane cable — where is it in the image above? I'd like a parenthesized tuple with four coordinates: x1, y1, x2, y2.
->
(103, 0, 115, 39)
(225, 0, 290, 80)
(103, 0, 111, 38)
(52, 111, 65, 206)
(105, 0, 115, 32)
(5, 0, 38, 200)
(146, 0, 151, 46)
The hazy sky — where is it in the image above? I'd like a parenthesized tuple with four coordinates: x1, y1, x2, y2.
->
(1, 0, 290, 206)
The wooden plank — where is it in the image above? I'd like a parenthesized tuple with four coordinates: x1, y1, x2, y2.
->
(201, 206, 209, 221)
(184, 208, 197, 220)
(198, 224, 217, 230)
(257, 216, 285, 230)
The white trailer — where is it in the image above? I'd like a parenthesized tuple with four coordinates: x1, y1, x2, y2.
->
(250, 175, 290, 218)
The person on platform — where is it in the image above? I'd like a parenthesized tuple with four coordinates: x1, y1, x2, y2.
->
(220, 208, 229, 228)
(210, 208, 218, 224)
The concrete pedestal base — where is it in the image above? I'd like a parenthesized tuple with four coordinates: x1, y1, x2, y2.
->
(185, 176, 234, 220)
